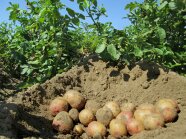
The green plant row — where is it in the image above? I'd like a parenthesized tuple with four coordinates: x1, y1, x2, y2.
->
(0, 0, 185, 88)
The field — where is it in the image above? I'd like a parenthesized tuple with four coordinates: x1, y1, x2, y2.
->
(1, 56, 186, 139)
(0, 0, 185, 138)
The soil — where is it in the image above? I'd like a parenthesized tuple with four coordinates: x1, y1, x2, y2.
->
(1, 55, 186, 139)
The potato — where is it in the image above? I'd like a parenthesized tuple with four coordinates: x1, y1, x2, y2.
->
(63, 90, 86, 110)
(49, 97, 69, 116)
(143, 113, 165, 130)
(69, 108, 79, 122)
(104, 101, 121, 117)
(120, 102, 136, 112)
(116, 111, 133, 125)
(126, 118, 144, 135)
(86, 121, 107, 137)
(109, 119, 127, 138)
(85, 100, 101, 115)
(79, 109, 95, 126)
(160, 108, 178, 123)
(73, 124, 84, 135)
(96, 107, 113, 126)
(134, 109, 154, 124)
(52, 111, 74, 133)
(155, 98, 180, 112)
(137, 103, 156, 111)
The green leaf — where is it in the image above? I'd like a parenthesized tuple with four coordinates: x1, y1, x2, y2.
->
(134, 47, 143, 57)
(158, 1, 168, 10)
(157, 27, 166, 42)
(72, 18, 80, 26)
(169, 2, 176, 10)
(107, 44, 121, 60)
(66, 8, 75, 17)
(125, 2, 138, 11)
(28, 60, 40, 65)
(95, 43, 106, 53)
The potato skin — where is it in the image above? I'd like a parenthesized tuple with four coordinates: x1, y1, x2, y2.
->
(85, 100, 101, 115)
(86, 121, 107, 137)
(143, 113, 165, 130)
(96, 107, 113, 126)
(104, 101, 121, 117)
(52, 111, 74, 133)
(64, 90, 86, 110)
(79, 109, 95, 126)
(49, 97, 69, 116)
(69, 108, 79, 122)
(126, 118, 144, 135)
(109, 119, 127, 138)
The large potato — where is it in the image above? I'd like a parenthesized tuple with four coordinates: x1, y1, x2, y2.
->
(52, 111, 74, 133)
(64, 90, 86, 110)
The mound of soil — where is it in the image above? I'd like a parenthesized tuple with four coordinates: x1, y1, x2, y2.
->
(1, 56, 186, 139)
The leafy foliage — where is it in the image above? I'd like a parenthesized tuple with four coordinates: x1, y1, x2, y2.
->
(0, 0, 185, 89)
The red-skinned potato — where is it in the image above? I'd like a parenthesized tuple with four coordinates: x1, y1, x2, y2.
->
(85, 100, 101, 115)
(109, 119, 127, 138)
(143, 113, 165, 130)
(79, 109, 95, 126)
(63, 90, 86, 110)
(49, 97, 69, 116)
(104, 101, 121, 117)
(86, 121, 107, 137)
(120, 102, 136, 112)
(116, 111, 133, 125)
(52, 111, 74, 133)
(126, 118, 144, 135)
(96, 107, 113, 126)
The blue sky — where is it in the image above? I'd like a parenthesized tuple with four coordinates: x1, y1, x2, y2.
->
(0, 0, 144, 30)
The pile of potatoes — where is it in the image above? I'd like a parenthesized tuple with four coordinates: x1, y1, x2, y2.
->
(49, 90, 180, 138)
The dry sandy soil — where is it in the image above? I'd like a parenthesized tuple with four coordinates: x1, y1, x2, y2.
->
(0, 55, 186, 139)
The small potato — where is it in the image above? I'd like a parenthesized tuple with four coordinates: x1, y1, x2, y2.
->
(49, 97, 69, 116)
(116, 111, 133, 125)
(85, 100, 101, 115)
(160, 108, 178, 123)
(96, 107, 113, 126)
(69, 108, 79, 122)
(134, 109, 154, 124)
(79, 109, 95, 126)
(120, 102, 136, 112)
(109, 119, 127, 138)
(86, 121, 107, 137)
(155, 98, 180, 112)
(73, 124, 84, 135)
(104, 101, 121, 117)
(52, 111, 74, 133)
(126, 118, 144, 135)
(143, 113, 165, 130)
(63, 90, 86, 110)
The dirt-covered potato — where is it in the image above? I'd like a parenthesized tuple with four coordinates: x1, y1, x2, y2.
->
(49, 97, 69, 116)
(79, 109, 95, 126)
(109, 119, 127, 138)
(104, 101, 121, 117)
(52, 111, 74, 133)
(120, 102, 136, 112)
(86, 121, 107, 137)
(96, 107, 113, 126)
(85, 100, 101, 115)
(63, 90, 86, 110)
(69, 108, 79, 122)
(126, 118, 144, 135)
